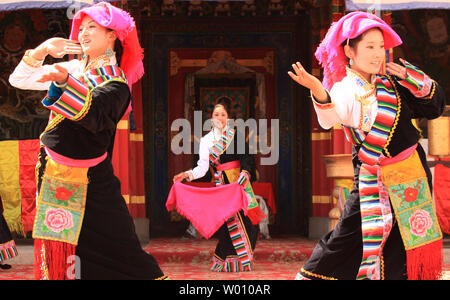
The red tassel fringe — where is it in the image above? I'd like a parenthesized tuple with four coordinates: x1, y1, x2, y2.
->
(406, 239, 443, 280)
(247, 206, 267, 225)
(34, 239, 76, 280)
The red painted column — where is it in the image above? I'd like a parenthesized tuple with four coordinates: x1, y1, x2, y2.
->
(111, 80, 147, 218)
(128, 80, 146, 218)
(310, 5, 334, 217)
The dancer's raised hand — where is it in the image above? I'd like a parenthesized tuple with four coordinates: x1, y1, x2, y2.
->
(386, 58, 408, 80)
(30, 38, 82, 61)
(288, 62, 318, 89)
(288, 61, 329, 103)
(45, 38, 83, 58)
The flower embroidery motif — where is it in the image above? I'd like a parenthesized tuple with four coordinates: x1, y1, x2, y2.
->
(403, 187, 419, 203)
(409, 209, 432, 238)
(55, 187, 73, 202)
(44, 208, 74, 233)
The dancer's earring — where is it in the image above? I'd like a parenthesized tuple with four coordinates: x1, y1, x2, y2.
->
(106, 48, 114, 57)
(349, 58, 353, 66)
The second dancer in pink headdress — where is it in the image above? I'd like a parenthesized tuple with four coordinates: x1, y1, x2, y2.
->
(289, 11, 446, 280)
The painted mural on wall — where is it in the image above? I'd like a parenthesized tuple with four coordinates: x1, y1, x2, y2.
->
(0, 9, 70, 140)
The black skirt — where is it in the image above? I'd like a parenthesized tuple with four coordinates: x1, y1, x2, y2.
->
(299, 186, 407, 280)
(297, 145, 432, 280)
(37, 150, 166, 280)
(211, 210, 259, 272)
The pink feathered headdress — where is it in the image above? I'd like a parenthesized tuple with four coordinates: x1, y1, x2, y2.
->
(69, 1, 144, 87)
(315, 11, 402, 90)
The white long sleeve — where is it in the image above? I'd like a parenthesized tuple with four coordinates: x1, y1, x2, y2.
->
(190, 133, 213, 180)
(187, 128, 228, 181)
(311, 90, 341, 130)
(313, 74, 378, 131)
(9, 59, 81, 91)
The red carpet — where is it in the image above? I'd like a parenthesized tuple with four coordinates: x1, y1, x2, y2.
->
(0, 264, 34, 280)
(144, 237, 316, 264)
(1, 237, 449, 280)
(143, 237, 315, 280)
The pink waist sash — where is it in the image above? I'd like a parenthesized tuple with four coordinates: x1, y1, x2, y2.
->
(166, 182, 247, 239)
(379, 144, 418, 167)
(44, 146, 107, 168)
(216, 160, 240, 171)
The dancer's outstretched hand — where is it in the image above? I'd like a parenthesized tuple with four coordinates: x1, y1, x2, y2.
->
(386, 58, 408, 80)
(288, 62, 320, 90)
(288, 61, 328, 103)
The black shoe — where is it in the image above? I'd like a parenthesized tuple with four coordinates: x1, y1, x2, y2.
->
(181, 232, 196, 239)
(0, 263, 12, 270)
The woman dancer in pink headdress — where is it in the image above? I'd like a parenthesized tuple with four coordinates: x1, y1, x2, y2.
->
(9, 2, 167, 280)
(289, 11, 446, 280)
(172, 99, 264, 272)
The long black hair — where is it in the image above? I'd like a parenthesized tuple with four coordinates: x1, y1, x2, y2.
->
(213, 97, 234, 119)
(107, 28, 123, 65)
(113, 38, 123, 65)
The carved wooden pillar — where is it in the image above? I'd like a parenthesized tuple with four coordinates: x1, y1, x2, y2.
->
(322, 154, 354, 231)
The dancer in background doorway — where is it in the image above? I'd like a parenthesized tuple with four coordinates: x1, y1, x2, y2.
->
(173, 100, 266, 272)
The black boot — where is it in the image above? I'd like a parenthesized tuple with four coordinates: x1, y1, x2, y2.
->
(0, 263, 12, 270)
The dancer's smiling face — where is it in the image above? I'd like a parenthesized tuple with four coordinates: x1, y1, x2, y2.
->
(78, 16, 116, 59)
(212, 105, 228, 129)
(344, 28, 386, 81)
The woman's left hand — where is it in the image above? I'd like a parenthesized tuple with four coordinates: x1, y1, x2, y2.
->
(37, 64, 69, 84)
(173, 172, 188, 183)
(386, 58, 408, 80)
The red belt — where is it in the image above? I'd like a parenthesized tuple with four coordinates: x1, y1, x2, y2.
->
(216, 160, 240, 171)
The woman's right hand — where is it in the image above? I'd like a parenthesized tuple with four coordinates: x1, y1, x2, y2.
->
(288, 61, 329, 103)
(288, 61, 318, 90)
(31, 38, 82, 60)
(173, 172, 188, 183)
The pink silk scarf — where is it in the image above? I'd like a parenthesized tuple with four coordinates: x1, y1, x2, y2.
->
(166, 182, 248, 239)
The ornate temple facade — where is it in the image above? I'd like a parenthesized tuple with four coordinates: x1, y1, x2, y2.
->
(0, 0, 448, 239)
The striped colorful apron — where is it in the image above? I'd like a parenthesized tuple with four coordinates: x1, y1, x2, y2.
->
(209, 128, 262, 272)
(344, 75, 442, 280)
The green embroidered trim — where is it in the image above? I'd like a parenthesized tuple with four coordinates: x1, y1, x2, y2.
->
(33, 174, 88, 245)
(388, 177, 443, 250)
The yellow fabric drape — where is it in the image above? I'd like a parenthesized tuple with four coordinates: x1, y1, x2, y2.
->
(223, 168, 241, 184)
(0, 141, 23, 236)
(33, 157, 89, 245)
(380, 150, 442, 250)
